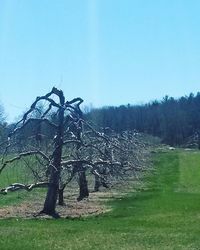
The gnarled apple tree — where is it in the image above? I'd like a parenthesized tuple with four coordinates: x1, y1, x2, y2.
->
(0, 88, 150, 218)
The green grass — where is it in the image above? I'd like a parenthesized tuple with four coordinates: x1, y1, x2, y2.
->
(1, 150, 200, 249)
(0, 157, 46, 206)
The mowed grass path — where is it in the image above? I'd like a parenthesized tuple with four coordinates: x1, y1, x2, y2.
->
(1, 150, 200, 249)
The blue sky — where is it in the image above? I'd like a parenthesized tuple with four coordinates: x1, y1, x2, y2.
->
(0, 0, 200, 122)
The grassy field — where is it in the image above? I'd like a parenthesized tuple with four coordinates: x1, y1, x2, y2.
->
(0, 158, 46, 207)
(0, 150, 200, 249)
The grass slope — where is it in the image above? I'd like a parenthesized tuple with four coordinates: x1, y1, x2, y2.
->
(1, 150, 200, 249)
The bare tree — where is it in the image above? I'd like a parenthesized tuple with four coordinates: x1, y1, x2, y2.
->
(0, 88, 150, 218)
(0, 88, 85, 217)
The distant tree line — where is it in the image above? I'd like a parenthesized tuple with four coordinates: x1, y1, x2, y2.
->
(86, 93, 200, 146)
(1, 92, 200, 147)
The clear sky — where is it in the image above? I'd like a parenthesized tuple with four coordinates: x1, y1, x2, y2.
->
(0, 0, 200, 122)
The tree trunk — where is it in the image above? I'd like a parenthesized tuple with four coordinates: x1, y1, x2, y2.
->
(94, 173, 109, 192)
(41, 143, 63, 217)
(41, 90, 65, 218)
(77, 169, 89, 201)
(58, 188, 65, 206)
(94, 175, 101, 192)
(41, 182, 59, 218)
(101, 166, 109, 188)
(198, 136, 200, 150)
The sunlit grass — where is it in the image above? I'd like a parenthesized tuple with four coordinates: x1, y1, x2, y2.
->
(0, 157, 46, 206)
(0, 150, 200, 249)
(179, 151, 200, 193)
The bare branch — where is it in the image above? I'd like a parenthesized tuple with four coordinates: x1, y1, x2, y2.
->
(41, 104, 52, 118)
(65, 98, 83, 110)
(13, 87, 62, 129)
(0, 150, 51, 174)
(0, 182, 49, 194)
(61, 159, 123, 169)
(62, 139, 81, 146)
(9, 118, 58, 138)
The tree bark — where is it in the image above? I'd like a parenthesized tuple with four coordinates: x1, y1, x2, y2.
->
(58, 187, 65, 206)
(77, 169, 89, 201)
(94, 174, 101, 192)
(94, 172, 109, 192)
(41, 90, 65, 217)
(76, 107, 89, 201)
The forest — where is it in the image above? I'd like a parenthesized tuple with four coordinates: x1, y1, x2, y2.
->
(86, 92, 200, 146)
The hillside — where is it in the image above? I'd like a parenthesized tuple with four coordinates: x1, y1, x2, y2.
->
(86, 93, 200, 146)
